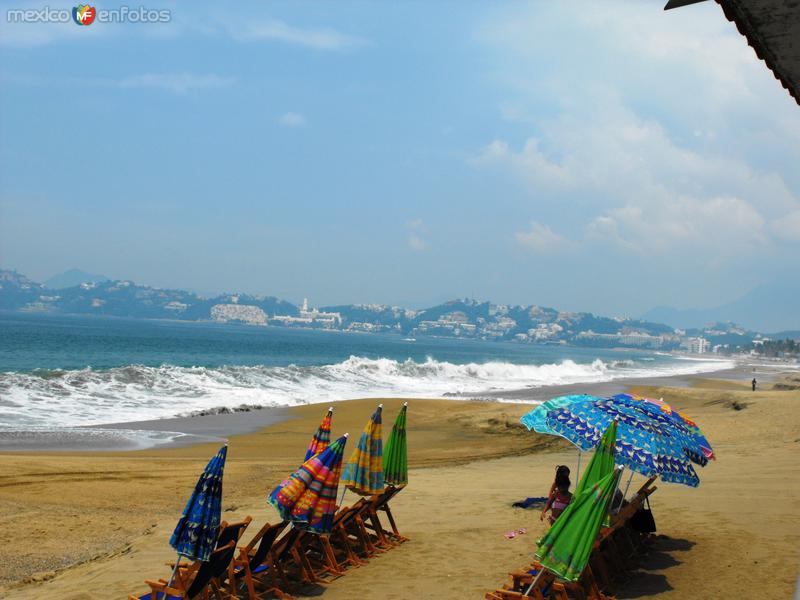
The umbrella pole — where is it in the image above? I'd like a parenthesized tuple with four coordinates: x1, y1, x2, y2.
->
(523, 566, 547, 597)
(619, 471, 635, 508)
(611, 467, 625, 512)
(339, 486, 347, 507)
(165, 554, 183, 590)
(575, 450, 582, 483)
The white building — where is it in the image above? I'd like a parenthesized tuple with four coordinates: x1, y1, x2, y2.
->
(682, 337, 710, 354)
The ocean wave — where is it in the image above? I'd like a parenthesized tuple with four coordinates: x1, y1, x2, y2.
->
(0, 355, 735, 428)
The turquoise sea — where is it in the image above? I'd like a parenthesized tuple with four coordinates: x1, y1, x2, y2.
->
(0, 312, 733, 429)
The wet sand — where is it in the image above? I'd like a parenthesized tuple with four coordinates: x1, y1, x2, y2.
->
(1, 372, 799, 599)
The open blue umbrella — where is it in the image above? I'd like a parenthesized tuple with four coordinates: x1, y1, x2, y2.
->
(546, 399, 701, 487)
(166, 445, 227, 585)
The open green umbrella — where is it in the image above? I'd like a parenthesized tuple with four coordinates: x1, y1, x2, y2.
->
(383, 402, 408, 487)
(341, 404, 384, 496)
(525, 467, 622, 594)
(572, 419, 616, 498)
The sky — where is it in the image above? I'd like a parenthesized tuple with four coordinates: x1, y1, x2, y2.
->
(1, 1, 799, 317)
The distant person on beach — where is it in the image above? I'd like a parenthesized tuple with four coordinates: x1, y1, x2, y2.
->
(752, 378, 757, 391)
(541, 465, 572, 524)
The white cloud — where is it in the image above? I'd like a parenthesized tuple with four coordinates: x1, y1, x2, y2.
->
(472, 102, 798, 261)
(118, 73, 235, 94)
(408, 234, 427, 252)
(515, 221, 571, 253)
(279, 112, 307, 127)
(233, 19, 368, 50)
(772, 210, 800, 242)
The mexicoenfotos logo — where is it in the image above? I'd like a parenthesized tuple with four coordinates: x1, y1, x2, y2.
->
(6, 5, 171, 25)
(72, 5, 96, 26)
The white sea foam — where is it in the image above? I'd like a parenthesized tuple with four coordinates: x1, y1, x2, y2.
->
(0, 355, 735, 428)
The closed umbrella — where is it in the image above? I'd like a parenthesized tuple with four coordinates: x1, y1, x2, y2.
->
(572, 420, 616, 499)
(304, 406, 333, 462)
(269, 434, 348, 534)
(383, 402, 408, 487)
(166, 445, 228, 587)
(341, 404, 384, 496)
(525, 467, 623, 594)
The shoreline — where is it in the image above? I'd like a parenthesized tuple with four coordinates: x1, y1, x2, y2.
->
(1, 360, 785, 453)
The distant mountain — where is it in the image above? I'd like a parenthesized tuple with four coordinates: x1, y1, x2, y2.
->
(643, 280, 800, 334)
(4, 267, 785, 348)
(45, 268, 109, 289)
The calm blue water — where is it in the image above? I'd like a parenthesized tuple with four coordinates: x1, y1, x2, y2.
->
(0, 312, 732, 427)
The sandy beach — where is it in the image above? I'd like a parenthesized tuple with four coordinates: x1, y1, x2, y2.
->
(1, 371, 799, 599)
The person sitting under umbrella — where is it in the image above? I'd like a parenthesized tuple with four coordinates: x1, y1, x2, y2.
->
(541, 466, 572, 525)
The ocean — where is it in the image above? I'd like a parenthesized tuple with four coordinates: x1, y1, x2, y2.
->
(0, 312, 736, 431)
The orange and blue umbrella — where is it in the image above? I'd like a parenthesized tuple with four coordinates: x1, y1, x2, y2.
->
(611, 393, 714, 460)
(170, 445, 227, 562)
(546, 398, 702, 487)
(304, 406, 333, 462)
(269, 434, 348, 535)
(341, 404, 384, 496)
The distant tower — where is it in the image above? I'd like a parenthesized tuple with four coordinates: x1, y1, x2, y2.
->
(302, 297, 308, 312)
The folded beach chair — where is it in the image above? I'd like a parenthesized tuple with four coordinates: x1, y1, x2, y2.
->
(361, 485, 408, 547)
(128, 541, 237, 600)
(270, 526, 319, 588)
(308, 502, 371, 574)
(232, 520, 293, 600)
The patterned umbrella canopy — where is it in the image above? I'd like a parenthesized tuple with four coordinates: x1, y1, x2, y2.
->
(269, 434, 348, 534)
(572, 420, 616, 499)
(535, 468, 623, 583)
(383, 402, 408, 487)
(170, 445, 227, 561)
(341, 404, 384, 495)
(612, 393, 714, 460)
(304, 406, 334, 462)
(520, 394, 603, 435)
(546, 399, 701, 487)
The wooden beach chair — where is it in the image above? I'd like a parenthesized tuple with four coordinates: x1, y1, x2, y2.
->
(364, 485, 408, 545)
(507, 563, 612, 600)
(270, 526, 320, 588)
(232, 520, 294, 600)
(216, 516, 253, 549)
(128, 541, 238, 600)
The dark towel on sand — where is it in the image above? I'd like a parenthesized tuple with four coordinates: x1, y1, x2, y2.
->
(511, 496, 548, 509)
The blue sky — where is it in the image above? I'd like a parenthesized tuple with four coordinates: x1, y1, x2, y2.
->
(1, 1, 798, 316)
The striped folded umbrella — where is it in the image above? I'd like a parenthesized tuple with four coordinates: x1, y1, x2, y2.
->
(304, 406, 334, 462)
(268, 434, 348, 535)
(341, 404, 384, 496)
(170, 445, 227, 562)
(383, 402, 408, 487)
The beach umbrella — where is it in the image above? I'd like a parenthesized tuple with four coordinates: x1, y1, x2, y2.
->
(519, 394, 603, 435)
(341, 404, 384, 496)
(268, 434, 348, 535)
(546, 398, 701, 487)
(520, 395, 604, 481)
(304, 406, 334, 462)
(166, 445, 227, 587)
(572, 420, 616, 499)
(611, 393, 714, 460)
(525, 467, 623, 594)
(383, 402, 408, 487)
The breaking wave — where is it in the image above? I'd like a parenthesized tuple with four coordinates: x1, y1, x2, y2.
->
(0, 355, 734, 428)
